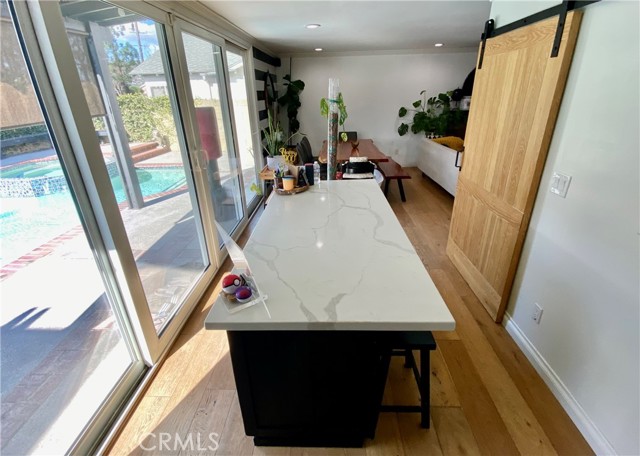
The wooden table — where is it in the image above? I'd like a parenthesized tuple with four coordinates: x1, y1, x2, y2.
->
(318, 139, 389, 163)
(205, 181, 454, 447)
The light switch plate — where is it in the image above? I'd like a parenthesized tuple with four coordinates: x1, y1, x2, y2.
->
(550, 172, 572, 198)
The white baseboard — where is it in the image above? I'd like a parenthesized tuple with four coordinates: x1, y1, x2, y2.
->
(502, 312, 617, 456)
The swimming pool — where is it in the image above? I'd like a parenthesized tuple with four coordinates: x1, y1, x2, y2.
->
(0, 161, 65, 179)
(0, 161, 188, 267)
(111, 166, 187, 203)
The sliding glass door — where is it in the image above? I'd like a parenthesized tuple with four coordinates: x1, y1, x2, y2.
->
(175, 26, 246, 240)
(4, 0, 263, 453)
(225, 46, 261, 212)
(58, 1, 212, 336)
(1, 2, 143, 454)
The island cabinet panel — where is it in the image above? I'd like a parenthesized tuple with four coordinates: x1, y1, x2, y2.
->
(228, 331, 389, 447)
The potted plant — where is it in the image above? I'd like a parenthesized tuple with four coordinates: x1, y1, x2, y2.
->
(262, 111, 300, 169)
(397, 90, 464, 138)
(320, 92, 349, 143)
(273, 167, 286, 189)
(277, 74, 305, 136)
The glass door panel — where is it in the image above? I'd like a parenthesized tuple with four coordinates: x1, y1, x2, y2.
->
(0, 2, 141, 453)
(180, 31, 245, 239)
(226, 48, 260, 210)
(59, 1, 211, 334)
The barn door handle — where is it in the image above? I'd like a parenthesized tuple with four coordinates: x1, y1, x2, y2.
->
(455, 149, 463, 170)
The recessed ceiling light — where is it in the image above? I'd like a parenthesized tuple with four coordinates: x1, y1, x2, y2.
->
(306, 24, 321, 29)
(434, 43, 444, 47)
(314, 48, 323, 52)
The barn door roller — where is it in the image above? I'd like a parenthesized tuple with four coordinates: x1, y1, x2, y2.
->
(551, 0, 571, 57)
(477, 19, 494, 70)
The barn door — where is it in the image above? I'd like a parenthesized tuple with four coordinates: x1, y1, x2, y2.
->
(447, 11, 582, 322)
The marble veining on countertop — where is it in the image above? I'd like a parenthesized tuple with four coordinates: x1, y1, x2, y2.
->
(205, 180, 455, 331)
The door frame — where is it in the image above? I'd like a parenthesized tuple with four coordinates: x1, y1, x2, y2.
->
(23, 0, 220, 363)
(225, 42, 264, 214)
(171, 19, 256, 245)
(10, 2, 148, 454)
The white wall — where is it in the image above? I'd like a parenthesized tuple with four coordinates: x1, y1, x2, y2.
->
(284, 51, 476, 166)
(490, 2, 639, 455)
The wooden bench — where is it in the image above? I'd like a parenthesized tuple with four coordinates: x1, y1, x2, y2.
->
(377, 158, 411, 202)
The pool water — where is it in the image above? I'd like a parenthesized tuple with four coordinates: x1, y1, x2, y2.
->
(0, 161, 65, 179)
(111, 167, 187, 203)
(0, 163, 188, 267)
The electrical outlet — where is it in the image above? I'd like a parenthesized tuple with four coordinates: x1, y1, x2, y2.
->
(532, 303, 543, 324)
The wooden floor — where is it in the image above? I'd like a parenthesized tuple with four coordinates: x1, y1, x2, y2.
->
(107, 168, 594, 456)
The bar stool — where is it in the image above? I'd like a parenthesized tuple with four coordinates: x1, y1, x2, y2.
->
(380, 331, 436, 428)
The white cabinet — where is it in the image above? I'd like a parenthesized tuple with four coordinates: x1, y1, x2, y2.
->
(417, 138, 460, 196)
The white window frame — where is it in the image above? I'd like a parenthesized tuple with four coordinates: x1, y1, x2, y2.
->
(9, 2, 148, 454)
(23, 0, 219, 364)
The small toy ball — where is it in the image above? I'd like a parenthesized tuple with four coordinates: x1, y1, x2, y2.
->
(222, 274, 243, 295)
(235, 286, 252, 303)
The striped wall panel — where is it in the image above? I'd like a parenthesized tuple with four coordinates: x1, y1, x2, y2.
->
(253, 47, 280, 131)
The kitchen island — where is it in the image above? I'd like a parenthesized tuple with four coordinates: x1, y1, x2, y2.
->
(205, 180, 454, 447)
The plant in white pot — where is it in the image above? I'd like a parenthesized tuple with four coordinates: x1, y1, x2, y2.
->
(262, 111, 300, 170)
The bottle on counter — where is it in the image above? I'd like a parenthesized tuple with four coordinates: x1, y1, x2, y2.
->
(313, 161, 320, 185)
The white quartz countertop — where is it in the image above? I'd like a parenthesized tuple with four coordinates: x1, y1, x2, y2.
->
(205, 180, 455, 331)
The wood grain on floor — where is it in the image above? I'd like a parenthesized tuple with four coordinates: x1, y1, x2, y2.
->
(107, 169, 593, 456)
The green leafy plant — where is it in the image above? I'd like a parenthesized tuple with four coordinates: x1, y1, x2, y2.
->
(277, 74, 305, 135)
(117, 93, 176, 147)
(320, 92, 348, 142)
(262, 111, 301, 157)
(398, 90, 462, 137)
(250, 182, 262, 196)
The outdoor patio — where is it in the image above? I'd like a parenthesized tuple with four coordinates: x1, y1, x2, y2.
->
(0, 147, 253, 453)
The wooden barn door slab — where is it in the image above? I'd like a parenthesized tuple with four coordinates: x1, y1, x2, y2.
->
(447, 11, 582, 322)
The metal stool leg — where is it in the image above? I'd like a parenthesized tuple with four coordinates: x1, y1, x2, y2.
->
(404, 349, 412, 368)
(420, 348, 430, 428)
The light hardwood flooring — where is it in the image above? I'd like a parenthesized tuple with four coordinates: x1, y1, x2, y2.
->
(107, 168, 594, 456)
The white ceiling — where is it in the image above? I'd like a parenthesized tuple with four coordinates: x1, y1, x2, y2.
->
(199, 1, 492, 56)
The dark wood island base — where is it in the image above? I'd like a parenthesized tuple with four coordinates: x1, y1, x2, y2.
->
(227, 330, 435, 448)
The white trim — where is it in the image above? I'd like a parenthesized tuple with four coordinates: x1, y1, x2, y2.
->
(143, 0, 260, 52)
(94, 354, 166, 456)
(282, 47, 479, 59)
(502, 312, 617, 456)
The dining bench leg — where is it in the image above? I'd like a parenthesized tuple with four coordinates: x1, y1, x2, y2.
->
(398, 180, 406, 202)
(377, 158, 410, 202)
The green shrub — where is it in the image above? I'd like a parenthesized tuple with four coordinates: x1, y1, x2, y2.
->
(117, 93, 177, 148)
(0, 123, 48, 140)
(92, 117, 106, 132)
